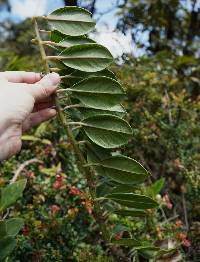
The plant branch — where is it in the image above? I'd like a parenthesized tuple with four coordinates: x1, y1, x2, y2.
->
(182, 192, 189, 231)
(63, 104, 83, 110)
(33, 18, 50, 73)
(3, 158, 43, 220)
(33, 17, 110, 242)
(32, 39, 70, 49)
(11, 158, 43, 184)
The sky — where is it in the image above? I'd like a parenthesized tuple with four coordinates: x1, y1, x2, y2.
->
(0, 0, 135, 58)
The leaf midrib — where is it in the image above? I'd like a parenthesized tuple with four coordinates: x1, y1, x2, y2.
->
(48, 16, 95, 24)
(59, 56, 112, 60)
(69, 89, 124, 94)
(83, 124, 132, 134)
(92, 163, 147, 175)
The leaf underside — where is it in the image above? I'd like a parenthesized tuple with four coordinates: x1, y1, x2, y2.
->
(82, 115, 132, 148)
(48, 7, 96, 36)
(69, 76, 125, 109)
(58, 44, 113, 72)
(106, 193, 158, 209)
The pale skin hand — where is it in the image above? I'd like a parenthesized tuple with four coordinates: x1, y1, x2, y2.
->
(0, 71, 60, 161)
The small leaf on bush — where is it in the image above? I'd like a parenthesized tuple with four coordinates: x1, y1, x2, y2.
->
(47, 7, 95, 36)
(6, 218, 24, 237)
(58, 44, 113, 72)
(106, 193, 158, 209)
(0, 237, 16, 260)
(112, 224, 129, 234)
(0, 221, 7, 238)
(0, 179, 27, 211)
(82, 115, 132, 148)
(150, 178, 165, 195)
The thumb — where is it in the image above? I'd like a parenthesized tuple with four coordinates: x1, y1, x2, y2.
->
(28, 72, 60, 101)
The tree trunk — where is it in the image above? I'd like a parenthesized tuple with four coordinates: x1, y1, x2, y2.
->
(64, 0, 78, 6)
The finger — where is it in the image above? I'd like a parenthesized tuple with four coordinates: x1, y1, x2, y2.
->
(22, 108, 57, 132)
(33, 101, 54, 112)
(28, 73, 60, 101)
(33, 95, 54, 109)
(35, 95, 54, 104)
(0, 71, 41, 83)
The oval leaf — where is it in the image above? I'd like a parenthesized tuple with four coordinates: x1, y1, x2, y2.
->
(51, 30, 66, 42)
(106, 193, 158, 209)
(89, 155, 148, 184)
(87, 143, 111, 162)
(0, 237, 16, 260)
(47, 7, 96, 36)
(57, 44, 113, 72)
(69, 77, 124, 109)
(0, 179, 27, 211)
(59, 36, 95, 48)
(61, 68, 116, 86)
(0, 221, 7, 238)
(6, 218, 24, 237)
(82, 115, 132, 148)
(80, 105, 126, 120)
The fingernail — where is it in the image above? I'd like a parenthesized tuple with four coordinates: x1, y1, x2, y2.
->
(49, 109, 57, 116)
(47, 73, 60, 86)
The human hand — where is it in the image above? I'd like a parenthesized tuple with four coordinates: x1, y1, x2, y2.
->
(0, 71, 60, 161)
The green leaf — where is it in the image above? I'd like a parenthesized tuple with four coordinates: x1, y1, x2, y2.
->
(106, 193, 158, 209)
(112, 224, 129, 234)
(111, 185, 138, 193)
(51, 30, 66, 42)
(50, 59, 69, 70)
(0, 180, 27, 211)
(61, 68, 116, 86)
(96, 183, 112, 197)
(80, 105, 126, 120)
(6, 218, 24, 237)
(21, 135, 40, 142)
(137, 246, 159, 259)
(111, 238, 141, 247)
(0, 221, 7, 238)
(69, 77, 124, 109)
(82, 115, 132, 148)
(114, 209, 147, 217)
(22, 135, 51, 145)
(150, 178, 165, 195)
(47, 7, 96, 36)
(0, 237, 16, 260)
(49, 36, 96, 52)
(88, 155, 148, 184)
(87, 143, 111, 162)
(58, 44, 113, 72)
(58, 36, 95, 48)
